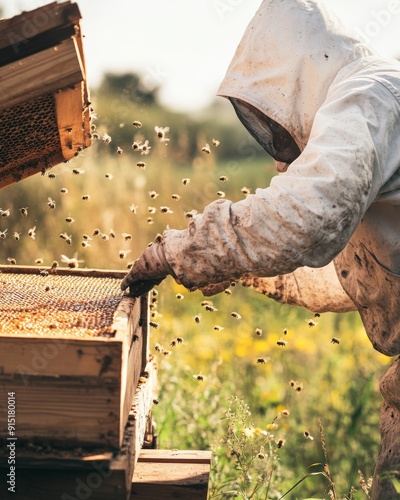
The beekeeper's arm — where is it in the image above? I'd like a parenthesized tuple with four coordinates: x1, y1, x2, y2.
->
(122, 80, 396, 310)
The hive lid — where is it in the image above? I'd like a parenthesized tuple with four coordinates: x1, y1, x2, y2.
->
(0, 1, 92, 189)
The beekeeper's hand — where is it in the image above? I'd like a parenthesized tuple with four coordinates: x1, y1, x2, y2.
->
(121, 242, 174, 297)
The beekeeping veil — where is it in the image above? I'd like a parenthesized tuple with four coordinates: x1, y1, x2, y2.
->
(217, 0, 373, 170)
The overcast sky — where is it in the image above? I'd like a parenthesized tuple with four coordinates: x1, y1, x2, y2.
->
(4, 0, 400, 111)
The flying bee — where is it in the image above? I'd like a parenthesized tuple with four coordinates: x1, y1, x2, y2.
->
(149, 321, 159, 329)
(122, 233, 132, 241)
(140, 140, 151, 155)
(224, 288, 232, 295)
(7, 257, 16, 265)
(154, 234, 163, 243)
(231, 312, 242, 319)
(314, 313, 321, 318)
(59, 232, 70, 240)
(102, 133, 112, 144)
(101, 233, 109, 241)
(304, 431, 314, 441)
(205, 305, 218, 312)
(12, 232, 21, 241)
(201, 143, 211, 154)
(306, 319, 317, 327)
(152, 399, 159, 405)
(162, 350, 172, 357)
(257, 357, 269, 364)
(61, 253, 84, 269)
(176, 294, 184, 300)
(176, 337, 183, 344)
(129, 204, 138, 214)
(277, 339, 287, 347)
(212, 138, 220, 147)
(217, 191, 225, 198)
(184, 210, 197, 219)
(82, 236, 93, 244)
(136, 161, 146, 169)
(201, 300, 213, 307)
(171, 194, 181, 200)
(72, 168, 85, 175)
(213, 325, 224, 331)
(105, 173, 113, 179)
(132, 120, 142, 128)
(194, 315, 201, 324)
(282, 409, 290, 417)
(109, 229, 116, 238)
(0, 209, 10, 218)
(182, 178, 190, 185)
(255, 328, 263, 336)
(35, 258, 44, 265)
(60, 187, 68, 194)
(132, 141, 141, 151)
(40, 269, 49, 277)
(193, 374, 205, 381)
(93, 228, 101, 236)
(219, 175, 228, 182)
(148, 206, 157, 214)
(147, 217, 154, 224)
(277, 438, 286, 449)
(119, 250, 131, 259)
(82, 194, 90, 201)
(28, 226, 36, 239)
(155, 126, 170, 140)
(47, 197, 56, 209)
(170, 340, 177, 347)
(65, 217, 75, 224)
(154, 343, 163, 352)
(47, 172, 57, 179)
(241, 186, 251, 195)
(81, 241, 91, 248)
(149, 190, 159, 199)
(331, 337, 340, 345)
(50, 261, 59, 273)
(20, 207, 28, 217)
(160, 206, 173, 214)
(116, 146, 123, 155)
(283, 328, 288, 335)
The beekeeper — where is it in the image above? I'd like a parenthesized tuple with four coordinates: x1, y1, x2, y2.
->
(122, 1, 400, 496)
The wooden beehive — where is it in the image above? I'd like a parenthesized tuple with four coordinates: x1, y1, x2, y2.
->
(0, 1, 91, 188)
(0, 266, 150, 450)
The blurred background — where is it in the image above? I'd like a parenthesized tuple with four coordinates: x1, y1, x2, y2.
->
(1, 1, 399, 498)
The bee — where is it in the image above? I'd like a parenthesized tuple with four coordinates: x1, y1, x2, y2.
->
(149, 190, 159, 199)
(132, 141, 141, 151)
(133, 334, 139, 342)
(205, 305, 218, 312)
(61, 253, 84, 269)
(81, 241, 91, 248)
(277, 438, 286, 449)
(171, 194, 181, 200)
(154, 234, 163, 243)
(102, 133, 112, 144)
(277, 339, 287, 347)
(126, 262, 133, 270)
(140, 140, 151, 155)
(93, 228, 101, 236)
(59, 232, 69, 240)
(47, 172, 57, 179)
(65, 236, 72, 245)
(201, 300, 213, 307)
(241, 186, 251, 195)
(50, 260, 58, 272)
(255, 328, 263, 336)
(283, 328, 288, 335)
(132, 120, 142, 128)
(257, 358, 268, 364)
(20, 207, 28, 217)
(304, 431, 314, 441)
(160, 206, 173, 214)
(129, 204, 138, 214)
(176, 337, 183, 344)
(295, 384, 303, 392)
(217, 191, 225, 198)
(162, 350, 172, 357)
(119, 250, 131, 259)
(281, 409, 290, 417)
(147, 217, 154, 225)
(154, 126, 170, 142)
(34, 258, 43, 265)
(201, 143, 211, 154)
(122, 233, 132, 241)
(149, 321, 159, 329)
(231, 312, 242, 319)
(40, 269, 49, 277)
(72, 168, 85, 175)
(182, 178, 190, 185)
(0, 209, 10, 218)
(60, 187, 69, 194)
(28, 226, 36, 239)
(47, 197, 56, 209)
(92, 132, 100, 140)
(314, 313, 321, 318)
(193, 374, 205, 381)
(306, 319, 317, 328)
(176, 294, 184, 300)
(82, 194, 90, 201)
(219, 175, 228, 182)
(105, 173, 113, 180)
(152, 289, 158, 297)
(12, 232, 21, 241)
(170, 340, 177, 347)
(136, 161, 146, 169)
(65, 217, 75, 224)
(194, 315, 201, 324)
(213, 325, 224, 331)
(154, 343, 163, 352)
(152, 399, 159, 405)
(101, 233, 109, 241)
(185, 210, 197, 219)
(109, 229, 116, 238)
(7, 257, 16, 265)
(148, 207, 157, 214)
(257, 453, 265, 460)
(116, 146, 123, 155)
(331, 337, 340, 345)
(289, 380, 296, 388)
(44, 285, 51, 292)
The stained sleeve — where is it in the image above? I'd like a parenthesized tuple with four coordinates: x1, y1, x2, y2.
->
(163, 81, 398, 291)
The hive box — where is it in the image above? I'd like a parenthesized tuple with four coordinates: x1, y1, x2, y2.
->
(0, 266, 149, 450)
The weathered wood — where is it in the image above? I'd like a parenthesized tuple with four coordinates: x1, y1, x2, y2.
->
(131, 449, 212, 500)
(0, 265, 127, 278)
(0, 37, 83, 113)
(0, 361, 157, 500)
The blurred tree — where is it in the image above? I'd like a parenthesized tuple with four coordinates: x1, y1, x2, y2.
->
(98, 72, 159, 105)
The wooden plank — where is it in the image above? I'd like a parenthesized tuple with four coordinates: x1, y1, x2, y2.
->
(0, 37, 83, 112)
(0, 264, 127, 278)
(138, 449, 212, 464)
(0, 2, 81, 65)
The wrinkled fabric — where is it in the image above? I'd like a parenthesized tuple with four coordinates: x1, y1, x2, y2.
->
(163, 0, 400, 313)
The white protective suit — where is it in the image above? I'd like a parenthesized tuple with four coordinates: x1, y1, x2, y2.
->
(162, 1, 400, 496)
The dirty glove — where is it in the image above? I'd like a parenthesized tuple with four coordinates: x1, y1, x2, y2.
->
(121, 242, 174, 297)
(197, 281, 233, 297)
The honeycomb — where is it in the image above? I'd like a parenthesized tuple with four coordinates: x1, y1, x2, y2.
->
(0, 271, 125, 337)
(0, 93, 61, 184)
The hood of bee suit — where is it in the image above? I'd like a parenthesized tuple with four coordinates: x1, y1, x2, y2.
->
(217, 0, 374, 171)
